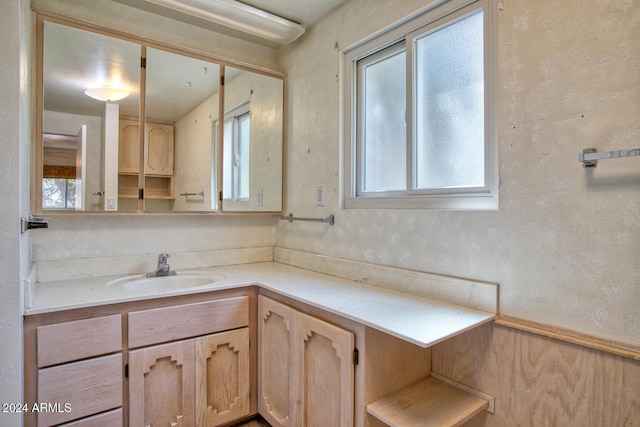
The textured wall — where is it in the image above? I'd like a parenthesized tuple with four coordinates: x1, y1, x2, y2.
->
(276, 0, 640, 345)
(0, 0, 30, 424)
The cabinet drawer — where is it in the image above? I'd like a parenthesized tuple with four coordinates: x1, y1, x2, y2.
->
(128, 296, 249, 348)
(37, 315, 122, 367)
(37, 353, 123, 426)
(59, 408, 122, 426)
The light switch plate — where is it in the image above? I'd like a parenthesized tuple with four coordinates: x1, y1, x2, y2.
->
(316, 185, 325, 206)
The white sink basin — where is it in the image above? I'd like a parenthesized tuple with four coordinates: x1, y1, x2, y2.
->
(107, 271, 224, 292)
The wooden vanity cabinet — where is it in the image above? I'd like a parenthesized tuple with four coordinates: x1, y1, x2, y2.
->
(32, 315, 124, 427)
(258, 295, 355, 427)
(25, 289, 257, 427)
(128, 297, 251, 427)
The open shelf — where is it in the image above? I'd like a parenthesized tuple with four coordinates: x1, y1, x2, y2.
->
(366, 375, 491, 427)
(118, 174, 174, 200)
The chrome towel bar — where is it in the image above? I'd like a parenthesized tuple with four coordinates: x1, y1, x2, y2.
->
(579, 147, 640, 168)
(180, 191, 205, 198)
(280, 213, 335, 225)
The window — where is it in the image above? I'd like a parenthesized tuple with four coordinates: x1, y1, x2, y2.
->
(344, 0, 497, 209)
(42, 178, 76, 209)
(221, 102, 251, 202)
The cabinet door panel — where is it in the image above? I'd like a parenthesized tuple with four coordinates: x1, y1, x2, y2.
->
(296, 312, 355, 427)
(37, 314, 121, 367)
(145, 123, 174, 175)
(129, 296, 249, 348)
(38, 354, 122, 426)
(129, 340, 195, 427)
(258, 296, 297, 427)
(59, 408, 122, 426)
(119, 120, 140, 173)
(195, 328, 250, 426)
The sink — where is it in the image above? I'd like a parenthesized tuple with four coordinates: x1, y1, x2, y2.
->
(107, 271, 224, 292)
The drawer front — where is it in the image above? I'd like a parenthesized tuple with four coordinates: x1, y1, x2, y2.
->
(59, 408, 123, 427)
(37, 314, 122, 367)
(128, 296, 249, 348)
(37, 353, 123, 426)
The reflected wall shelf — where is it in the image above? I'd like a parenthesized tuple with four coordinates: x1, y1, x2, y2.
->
(366, 375, 493, 427)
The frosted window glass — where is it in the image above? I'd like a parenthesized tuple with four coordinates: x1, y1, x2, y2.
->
(414, 11, 484, 189)
(361, 49, 406, 192)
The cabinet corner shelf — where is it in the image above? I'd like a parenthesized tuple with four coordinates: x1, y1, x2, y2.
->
(366, 375, 493, 427)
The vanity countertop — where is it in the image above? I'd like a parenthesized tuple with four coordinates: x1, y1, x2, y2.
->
(26, 261, 495, 348)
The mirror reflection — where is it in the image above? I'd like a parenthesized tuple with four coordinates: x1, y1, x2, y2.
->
(42, 21, 140, 211)
(137, 48, 220, 212)
(38, 19, 284, 214)
(222, 67, 283, 212)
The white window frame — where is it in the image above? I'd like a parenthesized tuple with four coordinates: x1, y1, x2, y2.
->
(343, 0, 498, 210)
(219, 101, 251, 203)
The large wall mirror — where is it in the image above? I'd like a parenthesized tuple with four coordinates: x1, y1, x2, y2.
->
(35, 16, 284, 214)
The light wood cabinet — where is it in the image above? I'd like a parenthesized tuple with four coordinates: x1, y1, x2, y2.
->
(38, 354, 123, 426)
(145, 123, 174, 175)
(118, 120, 140, 174)
(25, 290, 255, 427)
(128, 328, 250, 427)
(195, 328, 251, 426)
(33, 315, 123, 427)
(129, 339, 195, 427)
(128, 297, 251, 427)
(258, 295, 355, 427)
(118, 119, 175, 200)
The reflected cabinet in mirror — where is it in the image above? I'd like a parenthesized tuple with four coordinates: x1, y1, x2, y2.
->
(35, 16, 284, 214)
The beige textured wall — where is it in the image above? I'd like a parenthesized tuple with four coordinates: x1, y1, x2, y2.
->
(174, 92, 219, 211)
(1, 0, 30, 424)
(276, 0, 640, 345)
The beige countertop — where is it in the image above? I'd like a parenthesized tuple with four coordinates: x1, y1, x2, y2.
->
(26, 261, 495, 348)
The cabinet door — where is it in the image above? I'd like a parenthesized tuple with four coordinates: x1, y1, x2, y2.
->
(258, 296, 297, 427)
(119, 119, 140, 173)
(145, 123, 174, 175)
(258, 296, 356, 427)
(129, 340, 195, 427)
(195, 328, 250, 427)
(295, 312, 355, 427)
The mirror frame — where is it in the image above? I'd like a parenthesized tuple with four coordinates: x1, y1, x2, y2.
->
(32, 12, 286, 216)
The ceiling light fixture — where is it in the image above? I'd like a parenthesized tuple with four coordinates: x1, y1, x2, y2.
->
(142, 0, 305, 45)
(84, 87, 130, 102)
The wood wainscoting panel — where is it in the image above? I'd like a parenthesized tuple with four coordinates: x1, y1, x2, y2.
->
(431, 322, 640, 426)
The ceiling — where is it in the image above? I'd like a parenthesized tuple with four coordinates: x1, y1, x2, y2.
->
(112, 0, 348, 47)
(43, 0, 347, 122)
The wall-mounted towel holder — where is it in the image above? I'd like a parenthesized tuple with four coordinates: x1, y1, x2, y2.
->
(180, 191, 205, 199)
(280, 213, 335, 225)
(21, 215, 50, 233)
(579, 147, 640, 168)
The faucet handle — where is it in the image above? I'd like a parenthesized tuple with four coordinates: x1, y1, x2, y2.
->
(158, 253, 170, 263)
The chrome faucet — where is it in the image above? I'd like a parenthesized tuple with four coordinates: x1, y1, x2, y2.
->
(146, 253, 177, 277)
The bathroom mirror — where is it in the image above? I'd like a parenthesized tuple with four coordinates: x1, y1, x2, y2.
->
(142, 48, 221, 212)
(40, 20, 141, 212)
(221, 67, 284, 212)
(35, 17, 284, 214)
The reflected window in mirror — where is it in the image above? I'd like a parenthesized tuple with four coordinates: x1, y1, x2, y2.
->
(221, 102, 251, 203)
(42, 133, 77, 209)
(222, 67, 283, 212)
